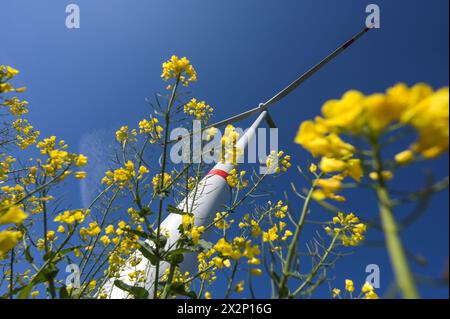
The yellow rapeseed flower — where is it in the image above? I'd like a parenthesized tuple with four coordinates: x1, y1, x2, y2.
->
(235, 280, 245, 293)
(250, 268, 263, 276)
(395, 150, 415, 165)
(0, 206, 27, 225)
(326, 212, 367, 246)
(332, 288, 341, 298)
(345, 279, 355, 293)
(75, 171, 87, 179)
(152, 172, 172, 193)
(184, 98, 213, 122)
(0, 230, 22, 257)
(161, 55, 197, 86)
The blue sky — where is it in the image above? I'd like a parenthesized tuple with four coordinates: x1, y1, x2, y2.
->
(1, 0, 448, 298)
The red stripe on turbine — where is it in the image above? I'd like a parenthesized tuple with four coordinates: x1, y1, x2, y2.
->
(206, 169, 229, 180)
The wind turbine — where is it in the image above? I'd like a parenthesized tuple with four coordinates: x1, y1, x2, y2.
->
(103, 26, 372, 298)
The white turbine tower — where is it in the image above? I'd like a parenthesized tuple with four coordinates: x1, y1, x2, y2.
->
(103, 26, 371, 298)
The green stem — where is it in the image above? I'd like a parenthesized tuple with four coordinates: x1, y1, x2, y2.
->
(41, 190, 56, 299)
(224, 261, 238, 299)
(20, 223, 79, 299)
(153, 78, 179, 298)
(9, 248, 14, 299)
(370, 137, 419, 299)
(160, 264, 176, 299)
(278, 175, 321, 298)
(290, 232, 339, 298)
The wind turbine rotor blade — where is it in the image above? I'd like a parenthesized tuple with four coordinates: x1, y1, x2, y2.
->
(265, 112, 277, 128)
(204, 106, 262, 130)
(263, 26, 371, 107)
(169, 25, 371, 146)
(168, 106, 262, 144)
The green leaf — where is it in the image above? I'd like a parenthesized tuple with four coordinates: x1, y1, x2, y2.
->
(271, 270, 281, 284)
(168, 247, 195, 254)
(0, 285, 26, 299)
(25, 246, 34, 263)
(155, 235, 167, 248)
(169, 284, 197, 299)
(138, 244, 159, 266)
(165, 251, 186, 265)
(138, 207, 154, 216)
(59, 246, 82, 255)
(186, 291, 198, 299)
(18, 265, 59, 299)
(59, 286, 70, 299)
(113, 280, 149, 299)
(167, 205, 187, 215)
(126, 228, 153, 240)
(17, 284, 34, 300)
(127, 229, 166, 248)
(43, 251, 58, 262)
(43, 246, 81, 263)
(33, 266, 59, 284)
